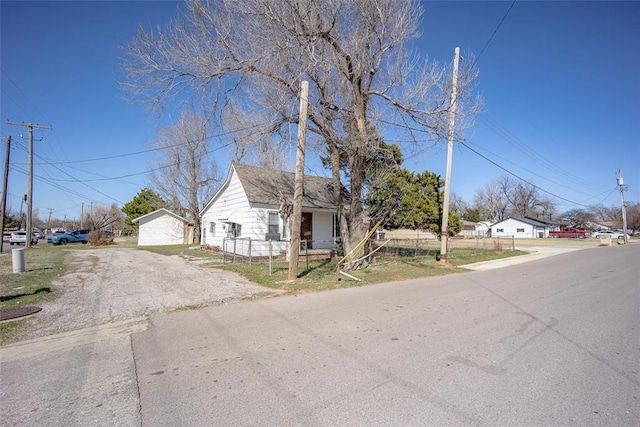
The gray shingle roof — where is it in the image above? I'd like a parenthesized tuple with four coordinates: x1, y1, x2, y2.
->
(233, 163, 344, 210)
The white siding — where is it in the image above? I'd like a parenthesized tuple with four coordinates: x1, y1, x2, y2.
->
(201, 168, 251, 248)
(491, 218, 545, 239)
(138, 212, 185, 246)
(201, 166, 338, 257)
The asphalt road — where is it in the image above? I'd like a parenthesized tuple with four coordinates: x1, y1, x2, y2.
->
(1, 244, 638, 426)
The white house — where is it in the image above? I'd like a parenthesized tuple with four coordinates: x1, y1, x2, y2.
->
(475, 221, 492, 237)
(200, 163, 341, 257)
(132, 208, 192, 246)
(490, 217, 549, 239)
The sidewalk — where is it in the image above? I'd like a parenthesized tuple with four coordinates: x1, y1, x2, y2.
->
(461, 245, 586, 271)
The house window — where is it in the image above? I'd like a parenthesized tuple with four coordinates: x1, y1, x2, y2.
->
(496, 228, 504, 233)
(268, 212, 279, 234)
(333, 214, 341, 239)
(228, 222, 241, 237)
(517, 228, 524, 233)
(210, 222, 215, 236)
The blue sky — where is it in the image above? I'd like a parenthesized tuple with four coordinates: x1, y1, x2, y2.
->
(1, 1, 638, 225)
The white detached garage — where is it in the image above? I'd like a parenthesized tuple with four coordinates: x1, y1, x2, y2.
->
(133, 208, 192, 246)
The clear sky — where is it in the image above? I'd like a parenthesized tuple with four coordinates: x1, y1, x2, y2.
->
(1, 1, 638, 225)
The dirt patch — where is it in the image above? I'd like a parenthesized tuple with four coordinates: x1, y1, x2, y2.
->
(13, 248, 280, 342)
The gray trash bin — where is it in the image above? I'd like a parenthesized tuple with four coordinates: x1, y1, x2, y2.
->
(12, 247, 25, 273)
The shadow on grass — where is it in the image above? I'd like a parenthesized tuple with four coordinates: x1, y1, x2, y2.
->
(397, 256, 441, 268)
(1, 287, 51, 302)
(298, 259, 333, 278)
(25, 266, 53, 273)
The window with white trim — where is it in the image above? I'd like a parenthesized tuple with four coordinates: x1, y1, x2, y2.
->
(228, 222, 241, 237)
(333, 215, 341, 239)
(210, 222, 215, 236)
(496, 228, 504, 233)
(517, 228, 524, 233)
(268, 212, 279, 234)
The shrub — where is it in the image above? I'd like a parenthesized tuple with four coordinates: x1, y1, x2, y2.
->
(88, 230, 115, 246)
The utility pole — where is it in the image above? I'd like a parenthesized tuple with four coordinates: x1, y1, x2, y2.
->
(617, 169, 629, 244)
(19, 195, 25, 229)
(439, 47, 460, 263)
(47, 208, 53, 231)
(6, 121, 52, 248)
(288, 81, 309, 280)
(81, 202, 84, 229)
(0, 136, 11, 253)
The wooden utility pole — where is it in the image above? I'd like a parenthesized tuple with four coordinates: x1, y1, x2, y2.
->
(439, 47, 460, 262)
(288, 81, 309, 280)
(47, 208, 53, 231)
(6, 120, 52, 249)
(617, 169, 629, 244)
(0, 136, 11, 253)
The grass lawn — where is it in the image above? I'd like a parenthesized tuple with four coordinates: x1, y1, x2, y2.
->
(217, 248, 528, 292)
(0, 237, 526, 343)
(140, 244, 528, 293)
(0, 243, 66, 340)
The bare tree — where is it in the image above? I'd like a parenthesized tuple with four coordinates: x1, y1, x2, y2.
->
(559, 208, 594, 229)
(473, 182, 508, 223)
(625, 202, 639, 232)
(589, 204, 621, 221)
(121, 0, 480, 265)
(84, 203, 125, 231)
(474, 175, 557, 221)
(450, 192, 469, 218)
(221, 104, 291, 170)
(148, 109, 220, 244)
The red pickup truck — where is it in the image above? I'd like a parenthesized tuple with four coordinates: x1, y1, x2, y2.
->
(548, 228, 588, 239)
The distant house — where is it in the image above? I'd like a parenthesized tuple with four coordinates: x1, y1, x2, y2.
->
(490, 217, 549, 239)
(132, 208, 192, 246)
(523, 216, 568, 232)
(475, 221, 492, 238)
(200, 163, 342, 257)
(460, 220, 477, 238)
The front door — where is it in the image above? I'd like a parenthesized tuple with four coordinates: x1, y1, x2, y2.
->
(301, 212, 312, 249)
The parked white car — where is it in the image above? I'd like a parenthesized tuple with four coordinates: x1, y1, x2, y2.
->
(590, 229, 630, 241)
(9, 230, 39, 245)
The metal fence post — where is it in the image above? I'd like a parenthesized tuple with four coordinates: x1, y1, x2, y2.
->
(233, 238, 237, 263)
(223, 238, 227, 264)
(269, 240, 273, 275)
(305, 240, 309, 271)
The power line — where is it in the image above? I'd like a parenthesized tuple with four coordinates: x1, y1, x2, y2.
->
(459, 141, 598, 208)
(473, 0, 517, 66)
(29, 121, 268, 166)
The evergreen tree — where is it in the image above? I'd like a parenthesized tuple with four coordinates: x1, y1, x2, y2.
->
(121, 188, 168, 234)
(367, 169, 461, 236)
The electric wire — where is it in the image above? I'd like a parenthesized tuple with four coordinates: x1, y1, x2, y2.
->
(459, 141, 603, 208)
(473, 0, 517, 66)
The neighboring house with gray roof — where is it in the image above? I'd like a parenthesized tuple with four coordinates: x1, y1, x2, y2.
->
(490, 217, 550, 239)
(200, 163, 341, 256)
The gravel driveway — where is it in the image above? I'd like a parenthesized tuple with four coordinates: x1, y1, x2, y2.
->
(18, 247, 278, 341)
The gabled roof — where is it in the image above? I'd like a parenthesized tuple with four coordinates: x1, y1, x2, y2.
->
(201, 163, 345, 214)
(491, 216, 549, 227)
(132, 208, 190, 224)
(523, 216, 568, 227)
